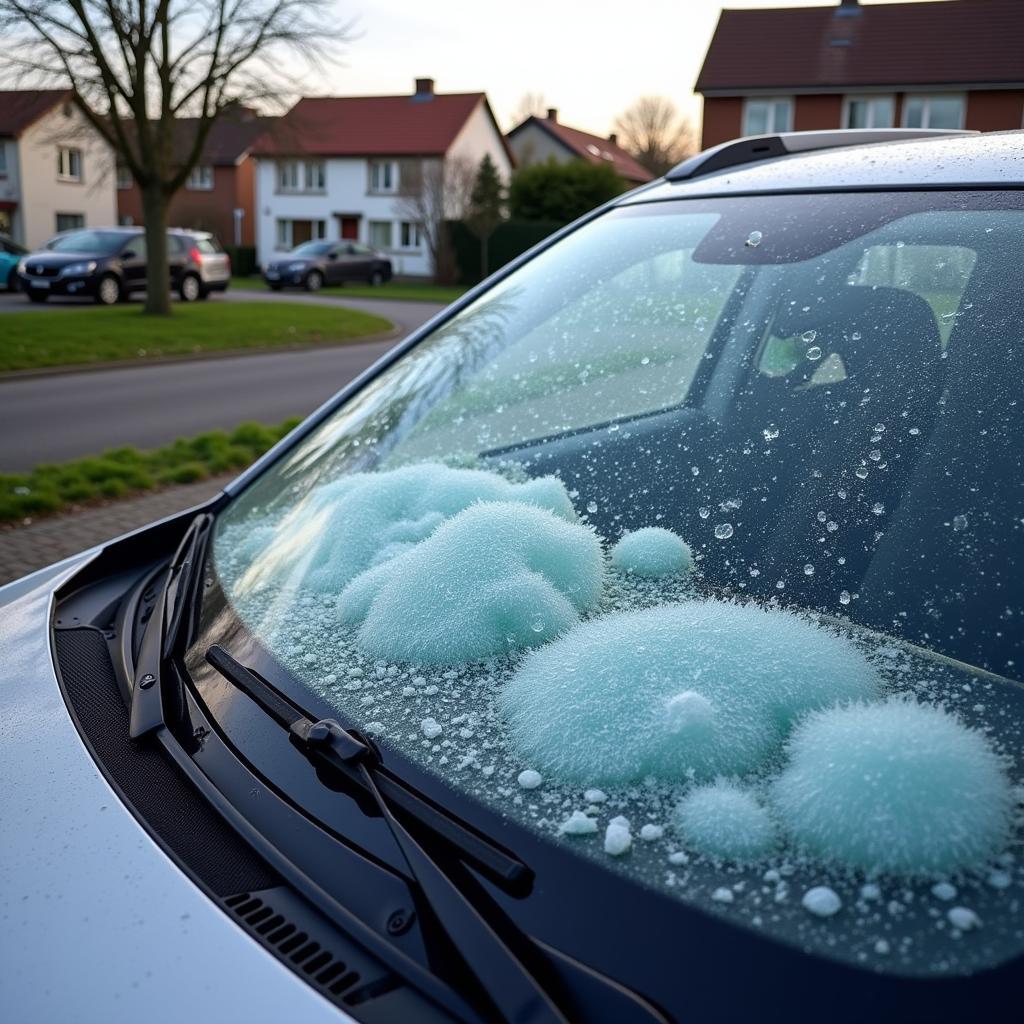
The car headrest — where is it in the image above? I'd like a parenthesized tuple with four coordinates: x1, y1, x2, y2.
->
(771, 284, 942, 378)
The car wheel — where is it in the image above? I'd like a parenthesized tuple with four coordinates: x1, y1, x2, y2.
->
(95, 274, 122, 306)
(269, 282, 283, 291)
(27, 289, 48, 303)
(179, 273, 202, 302)
(6, 268, 18, 292)
(369, 269, 385, 287)
(305, 270, 323, 292)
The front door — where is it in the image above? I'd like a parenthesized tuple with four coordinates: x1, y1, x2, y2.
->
(338, 215, 359, 240)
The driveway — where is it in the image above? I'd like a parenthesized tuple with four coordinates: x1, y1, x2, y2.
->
(0, 293, 446, 471)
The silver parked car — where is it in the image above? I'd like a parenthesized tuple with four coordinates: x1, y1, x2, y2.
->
(180, 229, 231, 297)
(3, 129, 1024, 1024)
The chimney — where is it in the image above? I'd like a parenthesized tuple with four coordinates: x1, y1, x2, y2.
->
(608, 132, 618, 146)
(414, 78, 435, 98)
(546, 107, 558, 123)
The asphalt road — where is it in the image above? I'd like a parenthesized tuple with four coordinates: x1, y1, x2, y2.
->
(0, 292, 445, 471)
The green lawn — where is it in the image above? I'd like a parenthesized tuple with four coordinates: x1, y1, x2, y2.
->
(0, 302, 392, 372)
(0, 419, 299, 522)
(230, 275, 467, 305)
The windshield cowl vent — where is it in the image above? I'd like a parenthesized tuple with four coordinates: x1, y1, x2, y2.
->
(223, 888, 401, 1012)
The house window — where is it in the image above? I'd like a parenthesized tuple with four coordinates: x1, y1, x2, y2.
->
(369, 161, 398, 194)
(304, 161, 326, 191)
(116, 163, 132, 189)
(368, 220, 393, 250)
(277, 160, 324, 193)
(57, 146, 83, 181)
(56, 212, 85, 233)
(186, 164, 214, 190)
(275, 218, 326, 249)
(399, 221, 422, 249)
(844, 96, 895, 129)
(902, 94, 965, 130)
(0, 145, 7, 176)
(741, 98, 792, 136)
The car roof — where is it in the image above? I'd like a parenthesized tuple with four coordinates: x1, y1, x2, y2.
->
(623, 130, 1024, 204)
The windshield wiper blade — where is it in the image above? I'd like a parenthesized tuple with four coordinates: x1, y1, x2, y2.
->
(129, 513, 212, 739)
(205, 643, 568, 1024)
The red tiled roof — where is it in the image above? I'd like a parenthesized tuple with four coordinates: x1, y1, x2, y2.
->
(0, 90, 71, 137)
(509, 115, 654, 183)
(151, 110, 276, 165)
(697, 0, 1024, 93)
(253, 92, 489, 156)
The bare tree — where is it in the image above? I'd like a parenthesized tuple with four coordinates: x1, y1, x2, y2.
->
(0, 1, 348, 315)
(614, 96, 696, 177)
(508, 91, 547, 129)
(394, 157, 476, 285)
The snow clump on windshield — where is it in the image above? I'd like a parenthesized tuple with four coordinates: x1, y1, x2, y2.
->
(499, 601, 881, 784)
(674, 780, 777, 861)
(773, 699, 1014, 875)
(231, 463, 578, 596)
(610, 527, 692, 578)
(337, 501, 604, 665)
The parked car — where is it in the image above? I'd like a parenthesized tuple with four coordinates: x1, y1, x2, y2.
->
(17, 226, 230, 304)
(6, 129, 1024, 1024)
(263, 239, 392, 291)
(0, 233, 27, 290)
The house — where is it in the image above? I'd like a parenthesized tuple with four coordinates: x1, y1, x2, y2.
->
(0, 90, 117, 248)
(506, 109, 653, 186)
(696, 0, 1024, 150)
(116, 104, 273, 246)
(251, 79, 513, 276)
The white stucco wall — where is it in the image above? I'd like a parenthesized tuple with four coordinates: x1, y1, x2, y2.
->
(507, 122, 573, 168)
(448, 101, 513, 180)
(17, 102, 116, 248)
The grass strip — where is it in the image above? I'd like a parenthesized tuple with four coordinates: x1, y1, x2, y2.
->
(0, 302, 391, 372)
(0, 419, 299, 523)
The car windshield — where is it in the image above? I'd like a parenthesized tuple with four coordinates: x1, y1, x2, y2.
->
(213, 190, 1024, 979)
(48, 230, 131, 254)
(292, 241, 332, 256)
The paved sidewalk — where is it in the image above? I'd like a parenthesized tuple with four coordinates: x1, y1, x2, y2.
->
(0, 474, 234, 586)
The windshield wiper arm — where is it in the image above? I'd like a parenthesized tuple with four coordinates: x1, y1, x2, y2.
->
(129, 513, 212, 739)
(205, 643, 568, 1024)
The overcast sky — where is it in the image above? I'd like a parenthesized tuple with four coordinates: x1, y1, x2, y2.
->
(307, 0, 939, 136)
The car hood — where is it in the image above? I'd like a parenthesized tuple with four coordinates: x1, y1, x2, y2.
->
(0, 554, 347, 1022)
(24, 251, 108, 267)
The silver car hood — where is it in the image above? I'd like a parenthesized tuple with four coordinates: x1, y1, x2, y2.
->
(0, 554, 349, 1023)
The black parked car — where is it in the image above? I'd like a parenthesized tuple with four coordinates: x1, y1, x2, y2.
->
(18, 227, 228, 304)
(263, 240, 393, 291)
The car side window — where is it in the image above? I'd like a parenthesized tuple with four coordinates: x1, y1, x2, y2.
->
(123, 236, 146, 260)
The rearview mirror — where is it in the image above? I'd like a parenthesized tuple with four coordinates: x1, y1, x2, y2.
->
(121, 249, 136, 260)
(328, 251, 338, 260)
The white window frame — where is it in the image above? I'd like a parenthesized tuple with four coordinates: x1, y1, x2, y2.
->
(741, 97, 793, 137)
(57, 146, 83, 182)
(276, 160, 300, 192)
(399, 220, 422, 250)
(186, 164, 214, 190)
(901, 94, 966, 130)
(304, 160, 326, 192)
(368, 160, 398, 194)
(843, 95, 895, 130)
(368, 219, 393, 250)
(55, 212, 85, 233)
